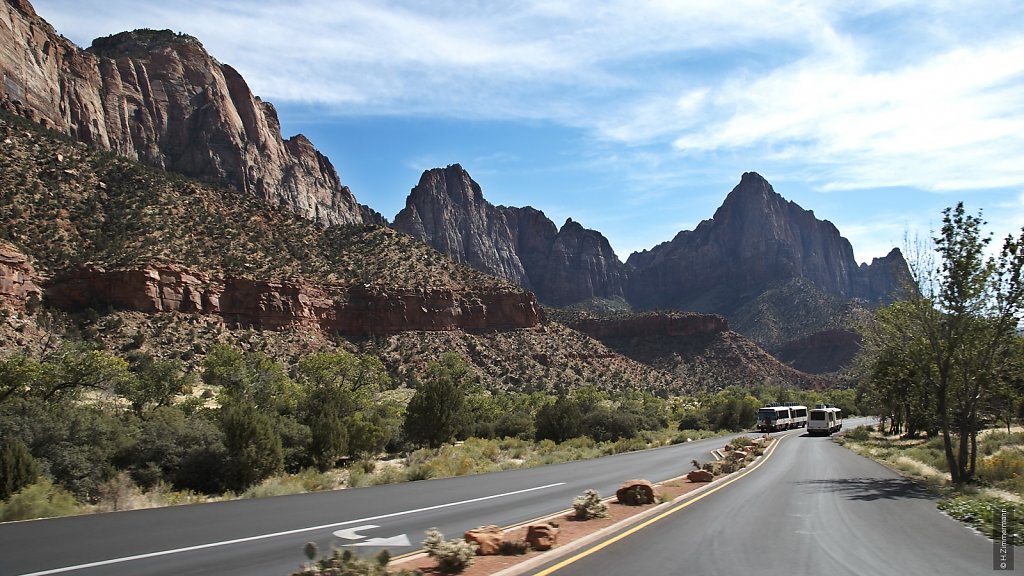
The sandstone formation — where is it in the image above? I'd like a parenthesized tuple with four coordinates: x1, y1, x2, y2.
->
(687, 469, 714, 482)
(394, 164, 628, 306)
(0, 0, 379, 226)
(525, 523, 559, 551)
(463, 525, 504, 556)
(395, 165, 529, 287)
(615, 479, 655, 505)
(567, 311, 827, 390)
(43, 265, 541, 335)
(0, 242, 41, 310)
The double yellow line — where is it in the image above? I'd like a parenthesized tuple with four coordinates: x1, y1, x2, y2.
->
(530, 433, 789, 575)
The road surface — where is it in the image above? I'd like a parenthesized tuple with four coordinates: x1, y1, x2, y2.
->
(0, 430, 748, 576)
(529, 424, 995, 576)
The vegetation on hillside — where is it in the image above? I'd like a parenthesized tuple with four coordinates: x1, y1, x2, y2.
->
(0, 108, 508, 290)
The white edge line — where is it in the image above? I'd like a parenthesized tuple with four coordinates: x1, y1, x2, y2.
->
(19, 482, 566, 576)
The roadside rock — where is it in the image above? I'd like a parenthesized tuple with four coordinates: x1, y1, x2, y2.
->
(525, 523, 559, 551)
(687, 469, 714, 483)
(615, 479, 655, 505)
(464, 525, 504, 556)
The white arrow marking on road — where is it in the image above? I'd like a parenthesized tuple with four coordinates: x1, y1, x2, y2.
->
(333, 524, 380, 540)
(348, 534, 411, 547)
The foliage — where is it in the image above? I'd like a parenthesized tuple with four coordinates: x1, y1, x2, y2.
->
(572, 488, 609, 520)
(403, 354, 471, 449)
(203, 345, 298, 414)
(221, 402, 284, 492)
(422, 527, 477, 573)
(859, 203, 1024, 484)
(534, 396, 583, 442)
(291, 547, 417, 576)
(0, 437, 39, 500)
(0, 478, 80, 521)
(938, 496, 1022, 545)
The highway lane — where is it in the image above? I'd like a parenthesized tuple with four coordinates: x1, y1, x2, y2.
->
(0, 430, 749, 576)
(530, 422, 994, 576)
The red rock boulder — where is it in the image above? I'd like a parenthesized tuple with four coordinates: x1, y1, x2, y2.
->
(464, 525, 504, 556)
(615, 479, 655, 505)
(687, 469, 714, 482)
(525, 523, 559, 551)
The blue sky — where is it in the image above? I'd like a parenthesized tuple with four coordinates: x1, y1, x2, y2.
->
(33, 0, 1024, 263)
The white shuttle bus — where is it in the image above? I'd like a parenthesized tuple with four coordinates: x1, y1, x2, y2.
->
(757, 406, 792, 432)
(808, 405, 843, 436)
(785, 403, 808, 428)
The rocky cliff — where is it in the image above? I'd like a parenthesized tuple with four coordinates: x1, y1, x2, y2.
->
(0, 0, 379, 226)
(394, 165, 529, 287)
(0, 242, 42, 310)
(394, 165, 628, 306)
(43, 265, 541, 335)
(626, 172, 910, 312)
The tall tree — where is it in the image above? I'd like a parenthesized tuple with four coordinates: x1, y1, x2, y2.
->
(870, 203, 1024, 483)
(403, 354, 471, 449)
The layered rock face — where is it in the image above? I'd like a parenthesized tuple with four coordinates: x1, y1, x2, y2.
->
(43, 266, 541, 335)
(394, 165, 627, 306)
(395, 165, 529, 287)
(0, 0, 378, 226)
(625, 172, 911, 312)
(0, 242, 42, 310)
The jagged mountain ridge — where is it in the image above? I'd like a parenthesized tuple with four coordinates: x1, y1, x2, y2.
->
(625, 171, 909, 313)
(394, 164, 629, 306)
(392, 166, 910, 372)
(0, 0, 380, 226)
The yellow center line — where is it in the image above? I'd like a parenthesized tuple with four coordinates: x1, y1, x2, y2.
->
(529, 433, 790, 576)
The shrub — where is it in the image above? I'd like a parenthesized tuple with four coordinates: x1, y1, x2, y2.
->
(422, 527, 477, 573)
(0, 478, 80, 521)
(843, 426, 871, 441)
(291, 546, 417, 576)
(0, 437, 39, 500)
(978, 448, 1024, 486)
(938, 496, 1023, 545)
(572, 488, 608, 520)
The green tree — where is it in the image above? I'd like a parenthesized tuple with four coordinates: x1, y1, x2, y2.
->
(221, 402, 283, 491)
(403, 354, 471, 449)
(0, 354, 44, 405)
(866, 203, 1024, 484)
(296, 351, 391, 466)
(203, 345, 297, 414)
(534, 396, 583, 442)
(119, 355, 193, 416)
(0, 437, 39, 500)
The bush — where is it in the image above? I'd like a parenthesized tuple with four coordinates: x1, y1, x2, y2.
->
(291, 547, 417, 576)
(978, 448, 1024, 486)
(938, 496, 1023, 545)
(0, 478, 80, 521)
(1, 437, 39, 500)
(843, 426, 871, 441)
(572, 488, 608, 520)
(422, 527, 477, 573)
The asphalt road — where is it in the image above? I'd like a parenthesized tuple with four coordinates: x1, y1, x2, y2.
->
(0, 430, 747, 576)
(529, 422, 995, 576)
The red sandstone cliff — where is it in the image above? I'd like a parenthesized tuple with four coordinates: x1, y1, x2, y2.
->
(0, 242, 42, 310)
(42, 265, 541, 335)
